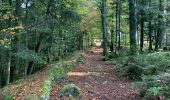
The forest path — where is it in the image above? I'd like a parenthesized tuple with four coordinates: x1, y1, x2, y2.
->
(50, 47, 138, 100)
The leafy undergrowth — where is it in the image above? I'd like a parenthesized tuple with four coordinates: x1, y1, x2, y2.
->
(108, 48, 170, 99)
(0, 51, 83, 100)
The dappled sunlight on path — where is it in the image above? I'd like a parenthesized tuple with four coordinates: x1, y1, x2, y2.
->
(67, 72, 91, 76)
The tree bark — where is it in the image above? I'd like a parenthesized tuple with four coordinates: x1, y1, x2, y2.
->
(140, 11, 144, 52)
(115, 0, 118, 52)
(118, 0, 121, 50)
(148, 0, 153, 52)
(101, 0, 108, 56)
(129, 0, 137, 55)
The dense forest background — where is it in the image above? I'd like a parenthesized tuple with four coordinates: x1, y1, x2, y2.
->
(0, 0, 101, 87)
(0, 0, 170, 99)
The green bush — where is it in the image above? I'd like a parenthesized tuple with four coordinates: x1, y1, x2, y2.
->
(124, 63, 144, 80)
(136, 73, 170, 99)
(112, 51, 170, 99)
(115, 52, 170, 80)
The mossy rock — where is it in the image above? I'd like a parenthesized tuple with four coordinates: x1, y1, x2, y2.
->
(58, 84, 82, 98)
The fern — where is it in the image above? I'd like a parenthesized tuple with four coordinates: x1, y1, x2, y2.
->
(13, 47, 46, 64)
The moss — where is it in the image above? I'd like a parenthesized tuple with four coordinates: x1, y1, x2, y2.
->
(58, 83, 82, 98)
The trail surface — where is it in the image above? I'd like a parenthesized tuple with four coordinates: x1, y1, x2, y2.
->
(50, 47, 138, 100)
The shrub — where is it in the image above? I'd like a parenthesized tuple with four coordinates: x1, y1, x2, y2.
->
(111, 51, 170, 99)
(136, 73, 170, 99)
(124, 63, 144, 80)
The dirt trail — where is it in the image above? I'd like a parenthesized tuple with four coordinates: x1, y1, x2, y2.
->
(50, 47, 139, 100)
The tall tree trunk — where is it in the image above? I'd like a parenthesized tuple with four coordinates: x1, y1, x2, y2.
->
(118, 0, 121, 50)
(148, 0, 153, 52)
(101, 0, 108, 56)
(156, 0, 165, 50)
(129, 0, 137, 55)
(10, 0, 21, 82)
(110, 30, 114, 52)
(158, 0, 165, 48)
(6, 15, 12, 85)
(115, 0, 118, 52)
(140, 11, 144, 52)
(6, 51, 11, 85)
(154, 19, 158, 51)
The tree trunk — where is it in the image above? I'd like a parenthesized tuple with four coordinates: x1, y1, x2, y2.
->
(129, 0, 137, 55)
(118, 0, 121, 50)
(148, 0, 153, 52)
(110, 30, 114, 52)
(101, 0, 108, 56)
(158, 0, 165, 49)
(140, 12, 144, 52)
(155, 0, 165, 50)
(6, 52, 11, 85)
(115, 0, 118, 52)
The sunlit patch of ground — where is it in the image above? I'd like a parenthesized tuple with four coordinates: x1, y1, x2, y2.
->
(67, 72, 90, 76)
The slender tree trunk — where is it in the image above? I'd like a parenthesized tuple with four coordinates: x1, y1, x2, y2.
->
(6, 52, 11, 85)
(101, 0, 108, 56)
(154, 19, 158, 51)
(5, 0, 12, 84)
(110, 30, 114, 52)
(118, 0, 121, 50)
(148, 0, 153, 52)
(140, 12, 144, 52)
(115, 0, 119, 53)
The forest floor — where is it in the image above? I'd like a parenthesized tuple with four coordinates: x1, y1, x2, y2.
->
(50, 47, 139, 100)
(0, 66, 49, 100)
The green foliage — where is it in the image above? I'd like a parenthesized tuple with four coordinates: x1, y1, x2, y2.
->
(136, 74, 170, 99)
(58, 83, 82, 98)
(0, 0, 96, 88)
(123, 62, 144, 80)
(41, 80, 52, 100)
(112, 51, 170, 99)
(76, 53, 85, 63)
(1, 92, 14, 100)
(14, 48, 46, 64)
